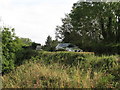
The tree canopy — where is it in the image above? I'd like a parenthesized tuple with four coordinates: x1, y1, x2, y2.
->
(56, 1, 120, 53)
(42, 35, 59, 51)
(1, 26, 39, 73)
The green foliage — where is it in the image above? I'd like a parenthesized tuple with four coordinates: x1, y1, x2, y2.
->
(55, 2, 120, 54)
(1, 27, 17, 73)
(96, 74, 115, 88)
(45, 35, 52, 46)
(1, 26, 37, 73)
(14, 37, 32, 47)
(34, 51, 118, 72)
(92, 43, 120, 55)
(34, 51, 93, 65)
(31, 42, 40, 49)
(19, 37, 32, 46)
(42, 36, 59, 51)
(2, 53, 119, 88)
(15, 49, 39, 65)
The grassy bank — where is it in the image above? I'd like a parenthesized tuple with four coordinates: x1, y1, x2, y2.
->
(2, 51, 120, 88)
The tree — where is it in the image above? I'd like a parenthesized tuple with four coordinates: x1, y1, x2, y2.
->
(45, 35, 52, 47)
(56, 1, 120, 50)
(19, 38, 32, 46)
(43, 36, 59, 51)
(1, 27, 17, 73)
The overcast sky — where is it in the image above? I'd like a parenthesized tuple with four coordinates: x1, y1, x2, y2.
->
(0, 0, 80, 45)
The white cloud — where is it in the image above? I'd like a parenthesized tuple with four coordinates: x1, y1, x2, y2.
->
(0, 0, 78, 45)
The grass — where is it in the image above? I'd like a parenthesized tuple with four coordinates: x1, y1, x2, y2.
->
(2, 62, 102, 88)
(2, 51, 120, 88)
(2, 61, 119, 88)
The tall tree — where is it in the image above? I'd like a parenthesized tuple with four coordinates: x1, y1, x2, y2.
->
(43, 36, 59, 51)
(45, 35, 52, 46)
(56, 1, 120, 48)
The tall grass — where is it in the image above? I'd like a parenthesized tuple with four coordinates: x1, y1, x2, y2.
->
(2, 60, 119, 88)
(2, 51, 120, 88)
(1, 62, 104, 88)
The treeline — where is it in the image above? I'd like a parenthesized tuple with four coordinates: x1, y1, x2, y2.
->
(55, 1, 120, 54)
(0, 27, 59, 74)
(1, 27, 41, 73)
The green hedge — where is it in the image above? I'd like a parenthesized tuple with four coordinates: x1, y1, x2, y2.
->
(32, 51, 93, 65)
(31, 51, 118, 72)
(31, 51, 119, 84)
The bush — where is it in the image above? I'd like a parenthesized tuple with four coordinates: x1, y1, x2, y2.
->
(32, 51, 119, 73)
(1, 27, 39, 74)
(15, 48, 39, 65)
(92, 43, 120, 55)
(34, 51, 94, 65)
(1, 27, 16, 73)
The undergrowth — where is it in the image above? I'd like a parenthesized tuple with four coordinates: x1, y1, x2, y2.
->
(2, 51, 120, 88)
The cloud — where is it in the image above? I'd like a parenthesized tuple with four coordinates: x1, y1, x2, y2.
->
(0, 0, 78, 45)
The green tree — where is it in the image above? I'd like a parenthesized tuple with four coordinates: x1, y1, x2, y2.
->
(45, 35, 52, 46)
(43, 36, 59, 51)
(1, 27, 17, 73)
(18, 37, 32, 46)
(56, 1, 120, 52)
(1, 25, 41, 73)
(69, 2, 118, 43)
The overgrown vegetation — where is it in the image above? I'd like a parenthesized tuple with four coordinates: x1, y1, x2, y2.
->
(1, 1, 120, 88)
(1, 27, 40, 74)
(2, 51, 120, 88)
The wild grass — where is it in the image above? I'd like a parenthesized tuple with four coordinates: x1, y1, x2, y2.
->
(1, 62, 103, 88)
(2, 51, 120, 88)
(2, 59, 119, 88)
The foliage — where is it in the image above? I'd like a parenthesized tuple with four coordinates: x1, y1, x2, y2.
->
(1, 26, 38, 73)
(45, 35, 52, 47)
(2, 52, 120, 88)
(92, 43, 120, 55)
(16, 37, 32, 46)
(32, 51, 118, 72)
(34, 51, 94, 65)
(15, 49, 39, 65)
(55, 2, 120, 54)
(1, 27, 18, 73)
(1, 1, 120, 88)
(42, 35, 59, 51)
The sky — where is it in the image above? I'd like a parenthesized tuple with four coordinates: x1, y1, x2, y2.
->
(0, 0, 80, 45)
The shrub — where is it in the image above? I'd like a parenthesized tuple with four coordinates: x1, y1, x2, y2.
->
(15, 48, 39, 65)
(92, 43, 120, 55)
(34, 51, 94, 66)
(1, 27, 16, 73)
